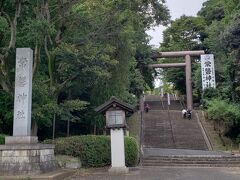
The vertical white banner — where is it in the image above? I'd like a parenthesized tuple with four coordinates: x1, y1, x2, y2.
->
(161, 88, 164, 97)
(201, 54, 216, 90)
(167, 93, 170, 105)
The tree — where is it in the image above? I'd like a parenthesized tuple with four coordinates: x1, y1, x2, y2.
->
(88, 0, 171, 105)
(159, 16, 206, 95)
(220, 11, 240, 102)
(0, 0, 22, 94)
(0, 0, 171, 138)
(200, 0, 240, 102)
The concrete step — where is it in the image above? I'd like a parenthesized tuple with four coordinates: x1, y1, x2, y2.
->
(142, 148, 230, 156)
(142, 163, 240, 167)
(142, 156, 240, 167)
(143, 157, 240, 161)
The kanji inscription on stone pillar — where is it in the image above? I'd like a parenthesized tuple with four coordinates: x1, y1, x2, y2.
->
(13, 48, 33, 136)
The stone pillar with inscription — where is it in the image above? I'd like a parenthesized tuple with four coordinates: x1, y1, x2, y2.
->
(5, 48, 37, 144)
(0, 48, 58, 176)
(14, 48, 33, 136)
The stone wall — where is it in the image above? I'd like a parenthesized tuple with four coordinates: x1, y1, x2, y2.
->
(0, 144, 59, 176)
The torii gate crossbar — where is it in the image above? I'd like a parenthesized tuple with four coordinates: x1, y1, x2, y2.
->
(149, 50, 205, 110)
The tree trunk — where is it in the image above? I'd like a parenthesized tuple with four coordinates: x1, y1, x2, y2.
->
(93, 124, 97, 135)
(31, 121, 38, 136)
(67, 119, 70, 137)
(33, 43, 40, 76)
(52, 113, 56, 140)
(44, 36, 54, 87)
(0, 76, 11, 94)
(0, 1, 22, 94)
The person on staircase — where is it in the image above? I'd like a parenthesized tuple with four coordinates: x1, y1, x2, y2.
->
(145, 103, 150, 113)
(182, 109, 187, 118)
(186, 109, 192, 120)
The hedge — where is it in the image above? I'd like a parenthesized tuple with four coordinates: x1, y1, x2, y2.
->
(44, 135, 139, 167)
(0, 134, 6, 144)
(207, 99, 240, 123)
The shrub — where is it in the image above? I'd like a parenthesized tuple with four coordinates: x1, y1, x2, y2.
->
(206, 99, 240, 140)
(0, 91, 13, 134)
(206, 99, 228, 122)
(236, 134, 240, 144)
(203, 88, 219, 100)
(206, 99, 240, 123)
(124, 136, 139, 166)
(44, 136, 85, 157)
(0, 134, 6, 144)
(44, 135, 139, 167)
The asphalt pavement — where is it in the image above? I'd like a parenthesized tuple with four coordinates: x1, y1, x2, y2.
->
(65, 166, 240, 180)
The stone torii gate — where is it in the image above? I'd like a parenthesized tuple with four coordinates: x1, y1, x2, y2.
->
(149, 50, 205, 110)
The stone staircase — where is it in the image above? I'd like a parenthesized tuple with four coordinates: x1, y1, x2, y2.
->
(142, 154, 240, 167)
(145, 95, 184, 110)
(143, 108, 208, 150)
(142, 148, 240, 167)
(141, 95, 240, 167)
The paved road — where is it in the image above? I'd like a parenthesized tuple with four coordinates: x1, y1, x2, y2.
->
(66, 167, 240, 180)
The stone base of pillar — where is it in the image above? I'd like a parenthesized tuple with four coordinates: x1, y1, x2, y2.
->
(5, 136, 38, 144)
(0, 143, 59, 176)
(108, 166, 129, 174)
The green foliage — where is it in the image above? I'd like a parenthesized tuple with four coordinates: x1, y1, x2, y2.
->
(236, 134, 240, 144)
(0, 0, 170, 138)
(129, 66, 145, 98)
(206, 99, 240, 125)
(32, 79, 58, 127)
(59, 100, 89, 121)
(198, 0, 240, 25)
(203, 88, 219, 100)
(124, 136, 139, 166)
(20, 18, 56, 46)
(162, 67, 185, 94)
(161, 82, 174, 94)
(198, 0, 226, 25)
(0, 17, 9, 46)
(161, 15, 206, 51)
(0, 134, 6, 144)
(199, 1, 240, 143)
(206, 99, 240, 140)
(201, 1, 240, 103)
(221, 12, 240, 51)
(0, 91, 13, 134)
(44, 135, 139, 167)
(207, 99, 231, 122)
(88, 0, 170, 106)
(202, 88, 220, 107)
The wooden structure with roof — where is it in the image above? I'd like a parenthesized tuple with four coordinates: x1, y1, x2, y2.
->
(95, 96, 134, 128)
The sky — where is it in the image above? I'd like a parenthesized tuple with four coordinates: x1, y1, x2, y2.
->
(147, 0, 207, 47)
